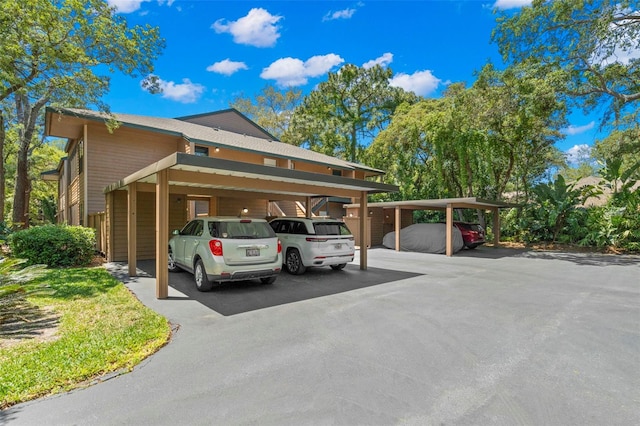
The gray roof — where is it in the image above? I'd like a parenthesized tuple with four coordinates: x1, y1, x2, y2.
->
(54, 108, 384, 175)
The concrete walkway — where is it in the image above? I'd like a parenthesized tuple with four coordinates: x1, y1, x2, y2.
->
(3, 247, 639, 425)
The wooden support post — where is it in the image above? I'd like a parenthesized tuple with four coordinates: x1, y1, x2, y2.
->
(306, 196, 312, 218)
(395, 206, 401, 251)
(209, 196, 218, 216)
(359, 192, 368, 270)
(156, 170, 169, 299)
(446, 204, 454, 257)
(127, 182, 137, 277)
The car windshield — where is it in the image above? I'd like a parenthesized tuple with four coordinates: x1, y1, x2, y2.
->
(313, 222, 351, 236)
(210, 221, 276, 239)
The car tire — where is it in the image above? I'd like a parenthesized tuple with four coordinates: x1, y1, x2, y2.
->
(330, 263, 347, 271)
(194, 259, 214, 292)
(285, 248, 306, 275)
(260, 276, 277, 285)
(168, 248, 181, 272)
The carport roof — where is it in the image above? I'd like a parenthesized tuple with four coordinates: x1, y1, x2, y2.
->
(104, 152, 398, 198)
(345, 197, 518, 210)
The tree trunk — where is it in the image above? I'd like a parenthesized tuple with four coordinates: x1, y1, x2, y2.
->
(0, 112, 5, 221)
(12, 93, 46, 229)
(350, 127, 357, 162)
(12, 138, 31, 229)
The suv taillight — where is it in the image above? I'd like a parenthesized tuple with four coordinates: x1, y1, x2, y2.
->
(278, 240, 282, 253)
(209, 239, 223, 256)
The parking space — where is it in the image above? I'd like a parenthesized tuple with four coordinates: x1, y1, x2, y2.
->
(135, 260, 421, 316)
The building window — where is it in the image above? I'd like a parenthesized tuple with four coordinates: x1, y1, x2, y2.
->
(194, 146, 209, 157)
(264, 158, 277, 167)
(332, 169, 342, 176)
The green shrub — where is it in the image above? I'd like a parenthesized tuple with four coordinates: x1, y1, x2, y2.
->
(8, 225, 96, 267)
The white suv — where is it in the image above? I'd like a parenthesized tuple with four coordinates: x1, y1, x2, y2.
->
(269, 218, 355, 275)
(169, 217, 282, 291)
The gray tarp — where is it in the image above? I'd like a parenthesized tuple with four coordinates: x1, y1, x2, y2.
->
(382, 223, 464, 254)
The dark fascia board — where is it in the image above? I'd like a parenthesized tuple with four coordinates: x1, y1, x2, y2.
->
(345, 197, 520, 210)
(174, 107, 279, 142)
(104, 152, 398, 195)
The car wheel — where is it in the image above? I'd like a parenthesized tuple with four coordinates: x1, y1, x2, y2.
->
(467, 244, 478, 249)
(194, 259, 213, 292)
(285, 248, 306, 275)
(168, 248, 181, 272)
(330, 263, 347, 271)
(261, 276, 277, 285)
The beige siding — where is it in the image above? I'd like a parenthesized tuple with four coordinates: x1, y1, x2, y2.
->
(111, 191, 187, 262)
(135, 192, 156, 260)
(212, 149, 268, 165)
(217, 197, 268, 218)
(112, 191, 128, 261)
(86, 124, 183, 216)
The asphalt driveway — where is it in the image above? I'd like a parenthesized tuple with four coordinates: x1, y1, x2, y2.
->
(3, 246, 639, 425)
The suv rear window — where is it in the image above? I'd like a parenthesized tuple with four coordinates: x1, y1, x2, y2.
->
(313, 222, 351, 236)
(209, 221, 276, 239)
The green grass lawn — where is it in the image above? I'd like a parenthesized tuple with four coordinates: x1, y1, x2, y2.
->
(0, 267, 171, 408)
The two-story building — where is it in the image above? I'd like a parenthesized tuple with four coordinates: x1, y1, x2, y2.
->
(43, 107, 397, 297)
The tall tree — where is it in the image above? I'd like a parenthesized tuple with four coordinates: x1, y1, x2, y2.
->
(0, 0, 164, 228)
(288, 64, 417, 162)
(472, 63, 567, 201)
(492, 0, 640, 125)
(230, 85, 303, 141)
(367, 65, 566, 203)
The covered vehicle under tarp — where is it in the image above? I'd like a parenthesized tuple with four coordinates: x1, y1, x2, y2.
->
(382, 223, 464, 254)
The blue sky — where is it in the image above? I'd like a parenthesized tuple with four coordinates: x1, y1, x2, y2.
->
(104, 0, 603, 160)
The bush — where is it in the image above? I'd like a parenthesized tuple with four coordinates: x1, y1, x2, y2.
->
(8, 225, 96, 267)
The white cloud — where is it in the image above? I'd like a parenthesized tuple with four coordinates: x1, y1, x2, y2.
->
(323, 7, 357, 21)
(212, 8, 282, 48)
(107, 0, 174, 13)
(363, 53, 394, 69)
(206, 59, 249, 76)
(565, 144, 592, 164)
(144, 77, 206, 103)
(562, 121, 595, 136)
(492, 0, 532, 10)
(107, 0, 149, 13)
(260, 54, 344, 87)
(389, 70, 441, 96)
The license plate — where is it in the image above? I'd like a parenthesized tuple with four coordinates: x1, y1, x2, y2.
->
(335, 243, 342, 249)
(246, 248, 260, 257)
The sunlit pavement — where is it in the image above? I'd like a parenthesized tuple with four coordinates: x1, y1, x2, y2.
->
(4, 247, 639, 425)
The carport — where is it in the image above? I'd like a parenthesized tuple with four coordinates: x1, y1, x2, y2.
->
(345, 198, 515, 257)
(104, 152, 398, 299)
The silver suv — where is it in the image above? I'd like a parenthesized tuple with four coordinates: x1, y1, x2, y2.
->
(269, 217, 355, 275)
(169, 217, 282, 291)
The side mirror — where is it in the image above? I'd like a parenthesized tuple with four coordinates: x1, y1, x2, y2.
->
(172, 229, 180, 235)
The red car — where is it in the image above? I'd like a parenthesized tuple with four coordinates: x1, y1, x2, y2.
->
(453, 222, 486, 249)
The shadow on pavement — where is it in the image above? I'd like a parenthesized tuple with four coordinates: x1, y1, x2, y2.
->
(450, 246, 639, 267)
(517, 250, 640, 266)
(134, 261, 421, 316)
